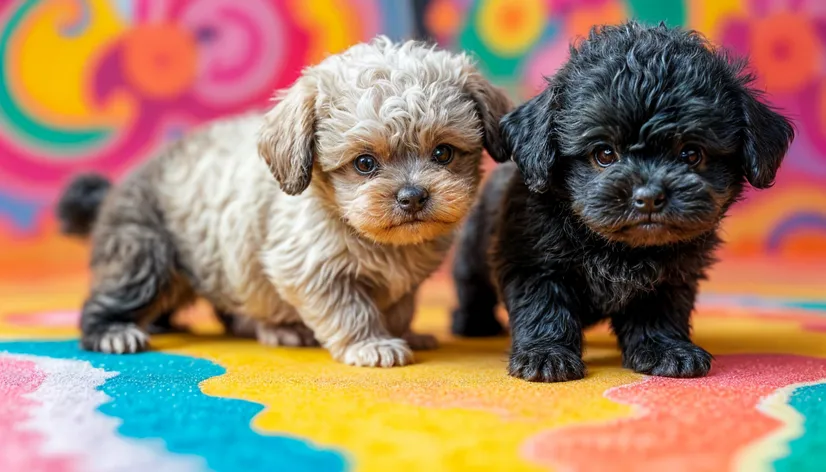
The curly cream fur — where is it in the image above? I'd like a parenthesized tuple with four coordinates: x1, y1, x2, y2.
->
(74, 37, 511, 366)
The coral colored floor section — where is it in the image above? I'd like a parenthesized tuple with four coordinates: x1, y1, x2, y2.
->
(1, 258, 826, 471)
(527, 355, 826, 472)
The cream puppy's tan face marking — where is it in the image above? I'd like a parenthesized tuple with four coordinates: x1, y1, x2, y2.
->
(258, 37, 511, 246)
(326, 120, 483, 245)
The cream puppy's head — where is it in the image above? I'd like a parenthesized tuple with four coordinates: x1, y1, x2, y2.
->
(258, 37, 511, 245)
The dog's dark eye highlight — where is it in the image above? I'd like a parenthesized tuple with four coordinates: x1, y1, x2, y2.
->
(354, 155, 378, 175)
(680, 145, 704, 167)
(593, 145, 618, 167)
(432, 144, 454, 165)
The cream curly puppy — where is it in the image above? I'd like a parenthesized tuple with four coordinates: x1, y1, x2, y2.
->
(57, 37, 511, 367)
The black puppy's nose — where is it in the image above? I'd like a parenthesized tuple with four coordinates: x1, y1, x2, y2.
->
(633, 186, 667, 213)
(397, 186, 429, 213)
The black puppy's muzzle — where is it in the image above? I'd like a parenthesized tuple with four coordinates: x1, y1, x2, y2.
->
(632, 182, 667, 215)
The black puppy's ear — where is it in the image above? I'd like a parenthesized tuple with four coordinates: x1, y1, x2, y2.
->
(500, 86, 558, 193)
(739, 88, 794, 189)
(463, 71, 513, 163)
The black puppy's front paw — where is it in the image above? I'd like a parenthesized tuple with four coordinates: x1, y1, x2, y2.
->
(508, 346, 586, 382)
(624, 340, 712, 378)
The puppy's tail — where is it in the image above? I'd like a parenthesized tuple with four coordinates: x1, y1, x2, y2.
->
(56, 173, 112, 237)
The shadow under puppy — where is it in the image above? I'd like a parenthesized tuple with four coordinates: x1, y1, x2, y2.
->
(57, 36, 511, 367)
(452, 22, 794, 381)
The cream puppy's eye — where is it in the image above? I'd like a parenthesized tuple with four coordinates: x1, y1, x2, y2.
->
(354, 155, 378, 175)
(432, 144, 454, 164)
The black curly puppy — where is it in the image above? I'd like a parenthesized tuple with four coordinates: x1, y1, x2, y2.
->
(451, 22, 794, 382)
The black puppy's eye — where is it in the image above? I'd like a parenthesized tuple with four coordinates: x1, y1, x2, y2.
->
(593, 145, 618, 167)
(432, 144, 454, 164)
(354, 155, 378, 175)
(680, 145, 704, 167)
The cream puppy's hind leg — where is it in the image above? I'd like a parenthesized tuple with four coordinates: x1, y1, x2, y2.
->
(80, 181, 192, 354)
(256, 321, 319, 347)
(219, 315, 318, 348)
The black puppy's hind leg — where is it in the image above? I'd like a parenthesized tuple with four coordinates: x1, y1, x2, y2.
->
(451, 202, 503, 337)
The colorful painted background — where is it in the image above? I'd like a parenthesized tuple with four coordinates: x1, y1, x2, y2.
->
(0, 0, 825, 263)
(2, 3, 826, 471)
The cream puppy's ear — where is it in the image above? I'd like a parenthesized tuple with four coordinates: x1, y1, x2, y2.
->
(463, 70, 513, 163)
(258, 75, 317, 196)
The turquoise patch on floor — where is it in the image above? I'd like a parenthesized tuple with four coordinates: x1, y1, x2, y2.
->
(0, 340, 348, 472)
(774, 383, 826, 472)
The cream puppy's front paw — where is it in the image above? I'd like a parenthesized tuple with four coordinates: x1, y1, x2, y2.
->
(340, 338, 413, 367)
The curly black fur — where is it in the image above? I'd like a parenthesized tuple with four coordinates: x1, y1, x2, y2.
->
(56, 173, 112, 236)
(452, 22, 794, 382)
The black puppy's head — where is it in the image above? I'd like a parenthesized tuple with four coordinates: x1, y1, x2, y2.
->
(500, 22, 794, 247)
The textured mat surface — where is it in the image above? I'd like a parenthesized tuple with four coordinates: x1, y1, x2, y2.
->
(1, 263, 826, 472)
